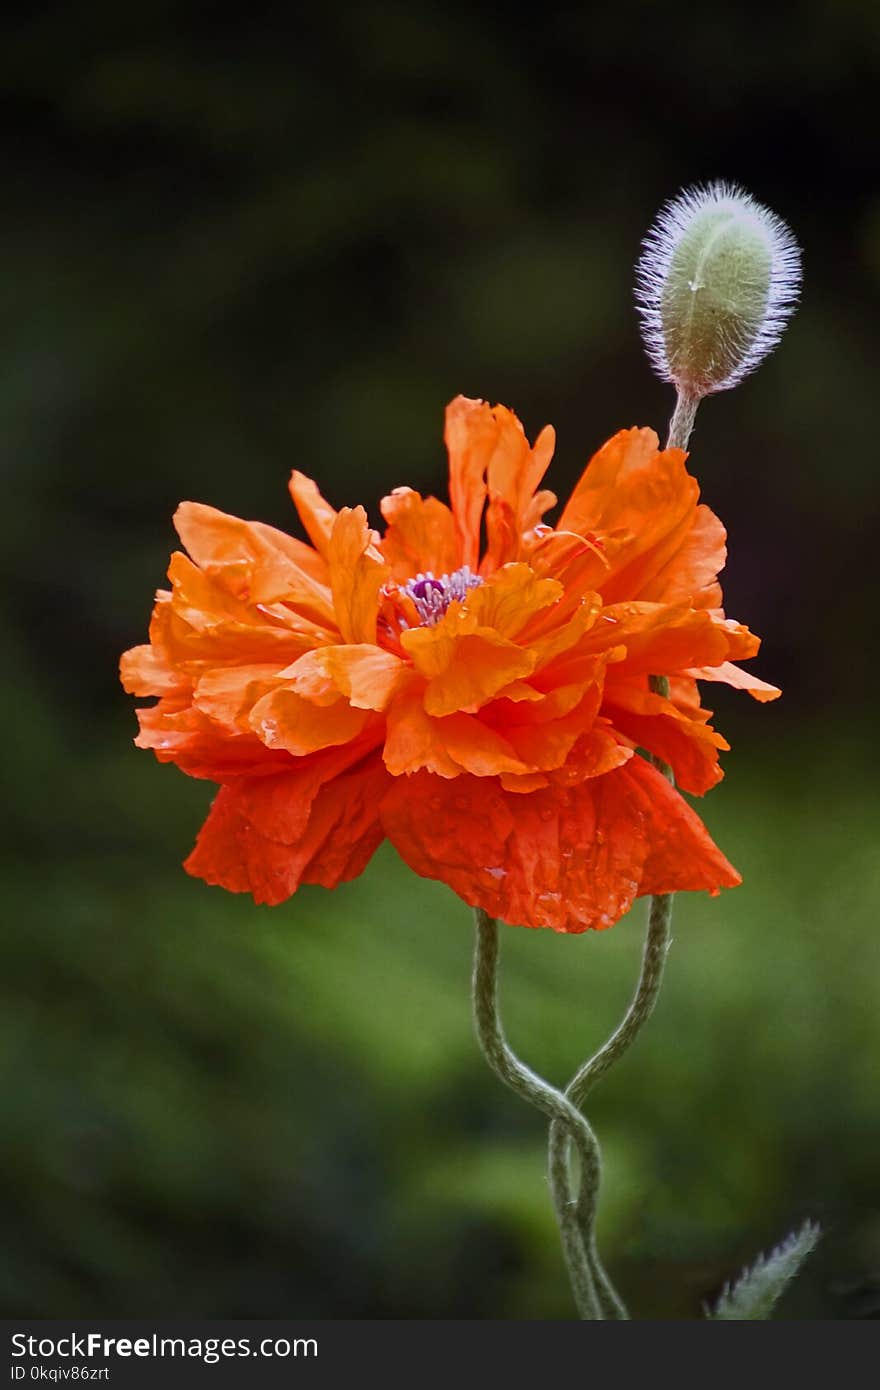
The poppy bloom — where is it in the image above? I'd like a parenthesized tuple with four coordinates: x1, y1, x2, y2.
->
(120, 396, 778, 932)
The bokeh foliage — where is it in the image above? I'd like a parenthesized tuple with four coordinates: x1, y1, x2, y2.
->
(2, 2, 879, 1318)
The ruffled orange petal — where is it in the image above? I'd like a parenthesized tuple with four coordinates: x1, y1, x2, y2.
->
(185, 753, 389, 905)
(276, 645, 407, 712)
(480, 657, 611, 771)
(431, 712, 532, 777)
(582, 601, 759, 675)
(327, 506, 389, 645)
(684, 660, 781, 702)
(382, 686, 462, 778)
(120, 642, 186, 697)
(443, 396, 556, 574)
(383, 684, 532, 778)
(445, 396, 489, 570)
(174, 501, 334, 623)
(379, 487, 459, 582)
(631, 756, 741, 898)
(193, 663, 286, 730)
(381, 753, 738, 933)
(524, 530, 610, 619)
(403, 624, 536, 718)
(289, 471, 339, 558)
(551, 726, 634, 784)
(397, 564, 567, 717)
(159, 555, 320, 670)
(602, 681, 728, 795)
(465, 563, 562, 640)
(497, 702, 600, 773)
(559, 429, 701, 603)
(483, 414, 555, 571)
(249, 684, 375, 756)
(135, 698, 292, 781)
(637, 503, 726, 609)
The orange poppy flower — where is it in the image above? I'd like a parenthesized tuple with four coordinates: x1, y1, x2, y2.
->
(120, 396, 778, 932)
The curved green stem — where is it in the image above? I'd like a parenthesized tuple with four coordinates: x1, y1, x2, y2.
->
(472, 907, 615, 1319)
(548, 688, 677, 1315)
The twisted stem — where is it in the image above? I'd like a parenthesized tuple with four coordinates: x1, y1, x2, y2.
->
(547, 680, 678, 1316)
(472, 907, 611, 1318)
(547, 886, 673, 1296)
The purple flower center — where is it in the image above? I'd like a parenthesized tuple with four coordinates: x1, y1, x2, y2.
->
(402, 566, 483, 626)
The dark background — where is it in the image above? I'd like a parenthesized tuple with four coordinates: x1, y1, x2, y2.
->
(2, 2, 878, 1319)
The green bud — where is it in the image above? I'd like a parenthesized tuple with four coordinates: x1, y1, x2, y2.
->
(636, 182, 801, 397)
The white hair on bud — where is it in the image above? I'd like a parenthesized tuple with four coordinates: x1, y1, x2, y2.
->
(635, 181, 802, 395)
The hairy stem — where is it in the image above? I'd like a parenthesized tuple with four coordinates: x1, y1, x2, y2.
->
(667, 386, 702, 451)
(472, 907, 612, 1318)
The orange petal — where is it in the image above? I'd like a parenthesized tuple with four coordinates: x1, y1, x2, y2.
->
(559, 428, 702, 603)
(193, 664, 286, 729)
(630, 755, 741, 897)
(379, 488, 459, 582)
(431, 711, 531, 777)
(498, 703, 599, 772)
(465, 563, 562, 640)
(120, 642, 185, 697)
(174, 501, 333, 624)
(381, 754, 738, 933)
(603, 681, 728, 795)
(444, 397, 557, 573)
(185, 753, 388, 905)
(483, 412, 556, 570)
(499, 772, 550, 793)
(382, 687, 462, 778)
(383, 684, 530, 777)
(249, 684, 373, 755)
(525, 530, 610, 616)
(523, 593, 604, 670)
(684, 661, 781, 702)
(638, 502, 727, 610)
(418, 631, 537, 717)
(134, 698, 292, 781)
(328, 507, 389, 644)
(582, 602, 759, 675)
(445, 396, 490, 571)
(160, 553, 320, 669)
(277, 645, 407, 711)
(550, 727, 634, 784)
(289, 471, 339, 558)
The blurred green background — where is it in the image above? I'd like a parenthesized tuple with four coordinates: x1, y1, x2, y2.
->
(2, 2, 879, 1320)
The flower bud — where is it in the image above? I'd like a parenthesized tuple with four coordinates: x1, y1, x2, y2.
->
(635, 181, 801, 397)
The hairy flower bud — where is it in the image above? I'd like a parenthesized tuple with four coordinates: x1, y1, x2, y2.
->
(635, 182, 801, 398)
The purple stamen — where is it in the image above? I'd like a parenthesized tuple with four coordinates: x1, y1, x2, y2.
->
(402, 566, 483, 626)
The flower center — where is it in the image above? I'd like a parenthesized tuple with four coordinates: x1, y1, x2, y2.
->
(402, 566, 483, 626)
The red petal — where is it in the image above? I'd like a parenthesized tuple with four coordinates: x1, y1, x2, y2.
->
(381, 755, 739, 933)
(185, 753, 389, 905)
